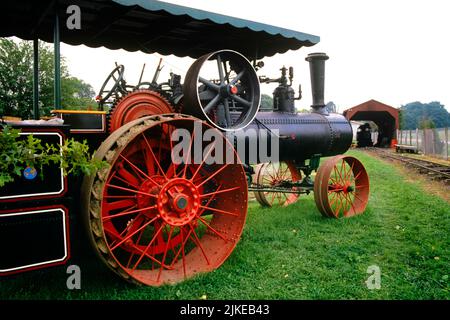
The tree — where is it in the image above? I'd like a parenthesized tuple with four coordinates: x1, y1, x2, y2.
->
(260, 93, 273, 110)
(61, 77, 96, 110)
(0, 38, 96, 119)
(400, 101, 449, 129)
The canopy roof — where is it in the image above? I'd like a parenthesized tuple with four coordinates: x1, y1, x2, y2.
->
(0, 0, 319, 59)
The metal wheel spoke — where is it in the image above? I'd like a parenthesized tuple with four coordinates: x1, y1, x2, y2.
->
(199, 205, 238, 217)
(119, 154, 153, 182)
(196, 164, 229, 188)
(199, 77, 220, 91)
(102, 205, 157, 221)
(342, 193, 352, 216)
(345, 162, 355, 181)
(231, 70, 245, 85)
(333, 165, 345, 185)
(351, 170, 364, 184)
(334, 193, 344, 216)
(200, 186, 241, 198)
(199, 89, 217, 101)
(106, 183, 158, 198)
(141, 133, 167, 180)
(130, 223, 166, 272)
(110, 215, 160, 251)
(169, 227, 192, 268)
(276, 192, 283, 205)
(188, 224, 210, 265)
(329, 193, 338, 207)
(269, 193, 276, 206)
(231, 94, 251, 108)
(198, 217, 228, 242)
(190, 142, 217, 181)
(203, 94, 221, 113)
(125, 222, 146, 268)
(141, 143, 155, 177)
(216, 54, 225, 83)
(223, 100, 232, 126)
(347, 194, 357, 215)
(340, 160, 347, 184)
(103, 199, 136, 212)
(182, 132, 195, 178)
(104, 195, 136, 199)
(157, 226, 174, 281)
(116, 166, 141, 186)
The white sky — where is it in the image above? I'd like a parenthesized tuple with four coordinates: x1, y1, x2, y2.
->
(59, 0, 450, 113)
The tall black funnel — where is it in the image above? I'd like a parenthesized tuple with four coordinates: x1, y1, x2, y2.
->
(305, 52, 329, 115)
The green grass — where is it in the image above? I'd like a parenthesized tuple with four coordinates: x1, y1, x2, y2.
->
(0, 150, 449, 300)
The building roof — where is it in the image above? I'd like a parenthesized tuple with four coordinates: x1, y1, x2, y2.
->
(343, 99, 399, 129)
(0, 0, 320, 59)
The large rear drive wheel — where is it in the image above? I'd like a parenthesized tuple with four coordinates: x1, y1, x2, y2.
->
(82, 114, 248, 286)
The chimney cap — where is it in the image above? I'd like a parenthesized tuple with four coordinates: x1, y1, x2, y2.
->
(306, 52, 329, 61)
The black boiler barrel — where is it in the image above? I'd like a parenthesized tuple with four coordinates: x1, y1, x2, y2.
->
(229, 111, 353, 164)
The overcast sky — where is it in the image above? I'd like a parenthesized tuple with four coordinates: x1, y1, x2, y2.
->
(60, 0, 450, 113)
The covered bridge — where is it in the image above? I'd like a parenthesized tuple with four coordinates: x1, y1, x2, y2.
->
(343, 99, 399, 147)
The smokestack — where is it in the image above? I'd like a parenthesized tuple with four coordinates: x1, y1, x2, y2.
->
(305, 52, 329, 115)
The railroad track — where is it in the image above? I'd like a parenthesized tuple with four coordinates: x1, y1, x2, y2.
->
(365, 147, 450, 183)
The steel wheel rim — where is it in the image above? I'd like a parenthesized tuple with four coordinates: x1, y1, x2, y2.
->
(83, 114, 248, 286)
(254, 161, 301, 207)
(314, 155, 369, 218)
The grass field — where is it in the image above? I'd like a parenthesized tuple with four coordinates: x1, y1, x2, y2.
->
(0, 150, 449, 300)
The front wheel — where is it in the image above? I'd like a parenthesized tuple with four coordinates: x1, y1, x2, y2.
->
(314, 155, 369, 218)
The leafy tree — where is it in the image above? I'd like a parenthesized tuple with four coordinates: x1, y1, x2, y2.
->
(0, 38, 96, 119)
(61, 77, 96, 110)
(400, 101, 449, 129)
(260, 93, 273, 110)
(419, 118, 436, 129)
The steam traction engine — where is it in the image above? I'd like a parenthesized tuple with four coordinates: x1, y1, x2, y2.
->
(0, 3, 369, 287)
(73, 50, 368, 286)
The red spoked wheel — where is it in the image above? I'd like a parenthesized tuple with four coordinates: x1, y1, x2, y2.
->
(82, 114, 248, 286)
(314, 155, 369, 218)
(108, 90, 174, 133)
(254, 161, 301, 207)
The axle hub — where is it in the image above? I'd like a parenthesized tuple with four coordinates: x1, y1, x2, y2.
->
(157, 178, 200, 227)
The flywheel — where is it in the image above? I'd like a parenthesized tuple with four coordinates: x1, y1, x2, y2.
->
(108, 89, 174, 133)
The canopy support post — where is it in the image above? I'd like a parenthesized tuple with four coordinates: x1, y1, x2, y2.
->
(54, 12, 61, 110)
(33, 38, 39, 120)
